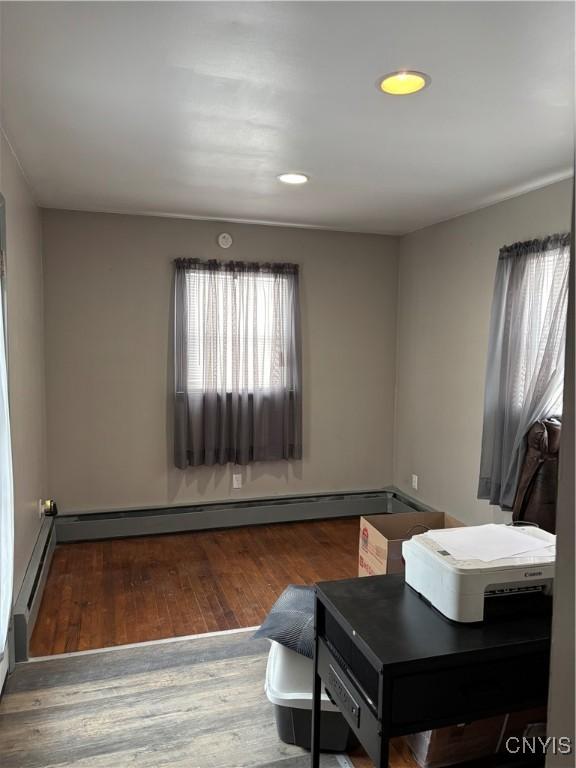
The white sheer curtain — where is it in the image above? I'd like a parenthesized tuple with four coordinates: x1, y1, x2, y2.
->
(478, 234, 570, 509)
(0, 266, 14, 662)
(174, 258, 302, 467)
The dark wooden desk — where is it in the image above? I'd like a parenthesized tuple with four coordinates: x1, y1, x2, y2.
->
(311, 574, 552, 768)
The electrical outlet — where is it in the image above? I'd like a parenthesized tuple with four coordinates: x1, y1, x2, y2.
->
(232, 473, 242, 490)
(411, 474, 419, 491)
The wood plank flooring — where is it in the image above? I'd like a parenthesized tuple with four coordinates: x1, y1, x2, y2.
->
(30, 518, 360, 656)
(2, 624, 503, 768)
(1, 631, 348, 768)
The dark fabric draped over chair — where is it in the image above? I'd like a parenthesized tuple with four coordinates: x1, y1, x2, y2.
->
(173, 258, 302, 468)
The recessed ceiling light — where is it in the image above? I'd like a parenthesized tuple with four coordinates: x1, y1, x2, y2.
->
(278, 173, 309, 185)
(378, 70, 430, 96)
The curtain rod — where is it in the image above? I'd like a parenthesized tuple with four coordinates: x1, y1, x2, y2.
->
(499, 233, 571, 259)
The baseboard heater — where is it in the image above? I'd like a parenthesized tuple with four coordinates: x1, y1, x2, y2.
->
(55, 486, 432, 543)
(13, 517, 56, 662)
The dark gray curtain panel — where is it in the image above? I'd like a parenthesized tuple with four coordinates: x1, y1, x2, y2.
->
(174, 258, 302, 468)
(478, 234, 570, 509)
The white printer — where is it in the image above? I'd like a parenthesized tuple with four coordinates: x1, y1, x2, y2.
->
(402, 523, 555, 623)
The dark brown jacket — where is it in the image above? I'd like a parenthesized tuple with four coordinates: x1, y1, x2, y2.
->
(512, 419, 561, 534)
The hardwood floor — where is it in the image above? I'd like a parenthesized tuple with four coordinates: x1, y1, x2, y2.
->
(30, 517, 360, 656)
(350, 741, 418, 768)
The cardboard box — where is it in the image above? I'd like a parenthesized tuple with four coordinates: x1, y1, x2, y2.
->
(405, 708, 549, 768)
(358, 510, 464, 577)
(405, 717, 507, 768)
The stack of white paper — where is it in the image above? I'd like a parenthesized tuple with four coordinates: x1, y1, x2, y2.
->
(426, 524, 555, 562)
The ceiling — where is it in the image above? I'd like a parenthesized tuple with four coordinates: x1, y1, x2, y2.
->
(1, 2, 574, 235)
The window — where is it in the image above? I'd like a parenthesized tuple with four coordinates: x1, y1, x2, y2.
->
(478, 234, 570, 509)
(185, 269, 291, 393)
(173, 259, 302, 468)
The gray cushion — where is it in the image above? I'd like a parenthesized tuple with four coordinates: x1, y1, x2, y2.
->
(253, 585, 315, 658)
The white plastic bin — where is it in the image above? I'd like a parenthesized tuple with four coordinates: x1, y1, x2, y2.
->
(264, 640, 357, 752)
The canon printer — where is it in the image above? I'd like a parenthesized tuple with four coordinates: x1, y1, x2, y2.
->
(402, 524, 555, 623)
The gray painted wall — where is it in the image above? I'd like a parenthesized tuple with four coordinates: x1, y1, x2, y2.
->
(0, 135, 47, 596)
(42, 181, 572, 524)
(42, 210, 399, 513)
(393, 179, 573, 524)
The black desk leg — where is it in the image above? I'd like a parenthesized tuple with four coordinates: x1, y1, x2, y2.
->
(311, 600, 321, 768)
(379, 737, 389, 768)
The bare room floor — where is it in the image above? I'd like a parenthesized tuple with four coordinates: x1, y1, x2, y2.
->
(30, 517, 359, 656)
